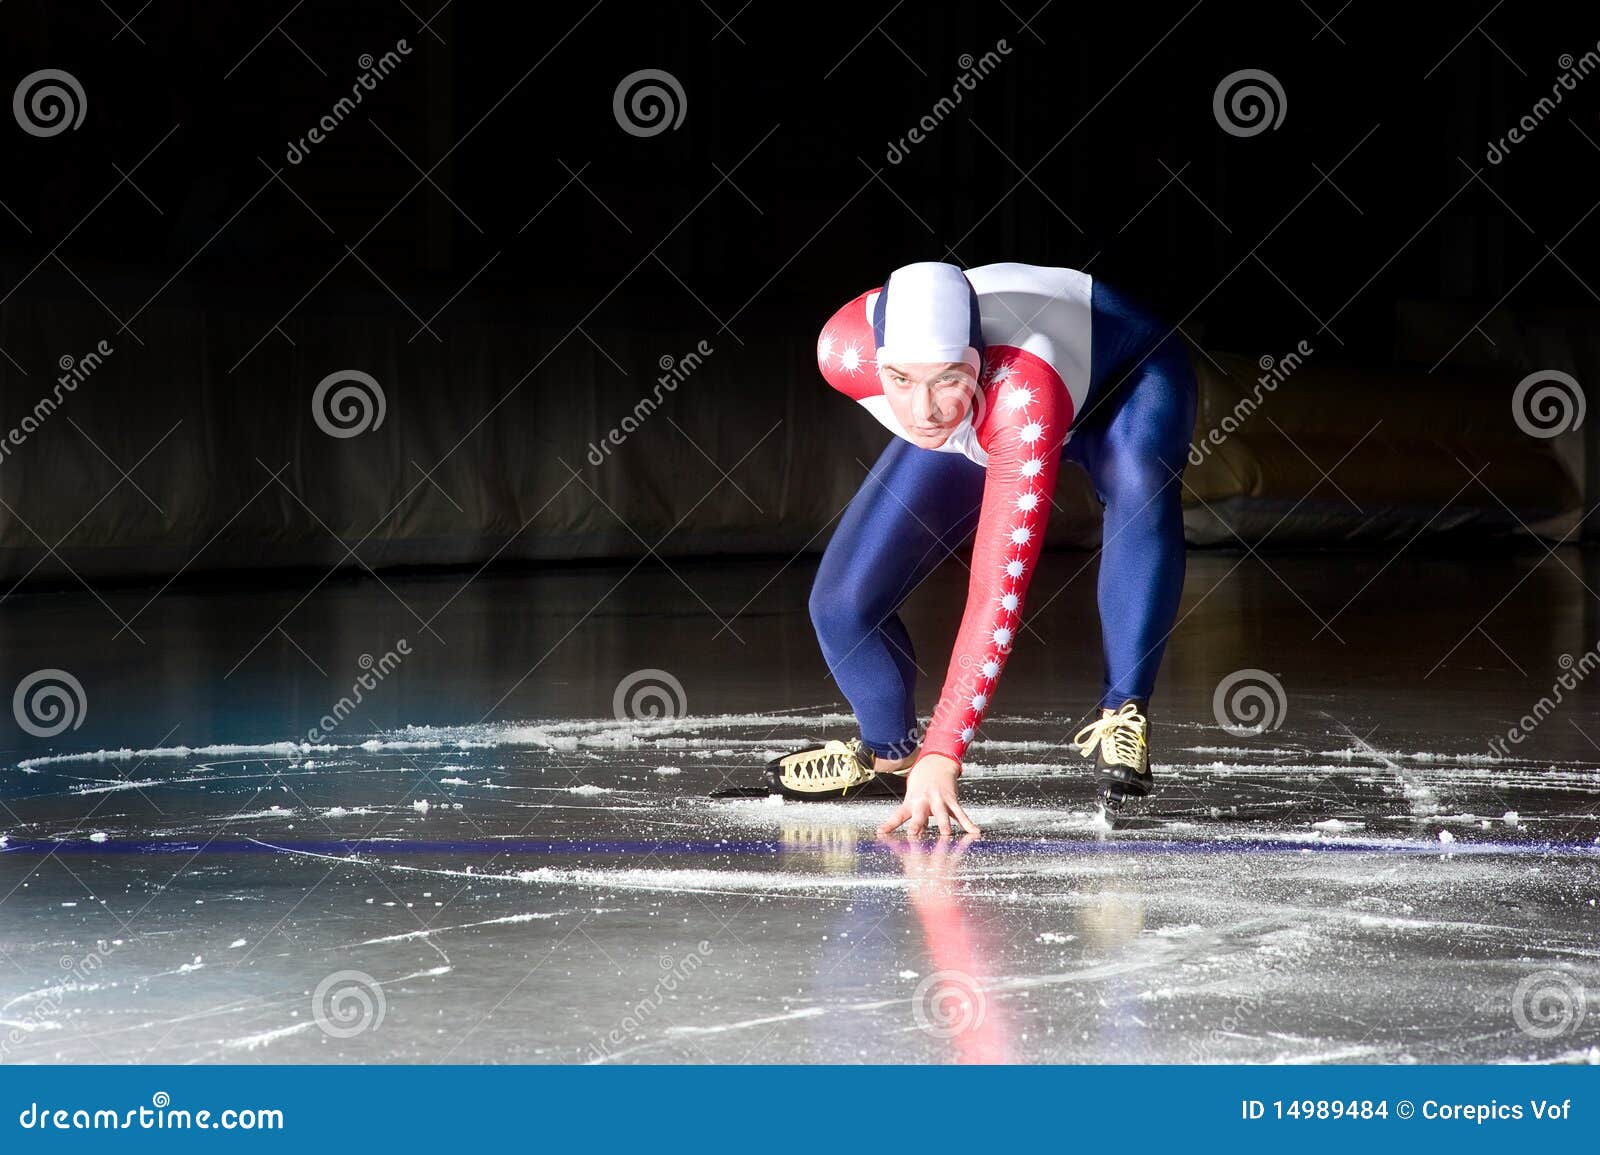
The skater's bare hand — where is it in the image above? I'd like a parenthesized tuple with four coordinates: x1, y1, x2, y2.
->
(878, 753, 982, 838)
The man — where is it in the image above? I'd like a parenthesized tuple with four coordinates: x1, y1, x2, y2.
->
(766, 262, 1197, 836)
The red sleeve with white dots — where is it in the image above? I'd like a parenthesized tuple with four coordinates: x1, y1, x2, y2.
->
(920, 347, 1073, 769)
(815, 290, 879, 398)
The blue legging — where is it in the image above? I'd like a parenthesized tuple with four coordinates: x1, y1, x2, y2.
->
(808, 278, 1198, 758)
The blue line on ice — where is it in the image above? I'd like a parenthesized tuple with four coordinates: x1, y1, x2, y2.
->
(4, 836, 1593, 856)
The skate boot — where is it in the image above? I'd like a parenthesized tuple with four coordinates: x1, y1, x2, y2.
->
(764, 737, 910, 801)
(1072, 700, 1153, 808)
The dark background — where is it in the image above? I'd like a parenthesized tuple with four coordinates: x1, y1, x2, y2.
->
(1, 0, 1597, 586)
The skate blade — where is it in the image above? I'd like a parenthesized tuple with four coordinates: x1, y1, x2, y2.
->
(1096, 784, 1155, 829)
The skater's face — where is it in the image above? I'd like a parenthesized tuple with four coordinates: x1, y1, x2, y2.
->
(879, 361, 979, 448)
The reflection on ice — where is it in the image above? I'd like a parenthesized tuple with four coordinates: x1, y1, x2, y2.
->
(2, 710, 1598, 1064)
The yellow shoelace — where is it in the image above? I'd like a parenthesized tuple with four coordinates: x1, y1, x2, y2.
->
(1071, 702, 1148, 769)
(781, 739, 873, 792)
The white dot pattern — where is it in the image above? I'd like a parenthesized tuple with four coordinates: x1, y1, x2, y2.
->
(816, 327, 872, 377)
(923, 347, 1071, 762)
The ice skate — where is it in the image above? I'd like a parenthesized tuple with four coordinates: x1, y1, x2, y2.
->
(1073, 700, 1154, 809)
(764, 737, 910, 801)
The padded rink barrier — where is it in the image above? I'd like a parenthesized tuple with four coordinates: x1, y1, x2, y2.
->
(0, 283, 1587, 586)
(1181, 344, 1583, 546)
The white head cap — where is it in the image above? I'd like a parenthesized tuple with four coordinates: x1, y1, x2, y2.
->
(872, 262, 983, 374)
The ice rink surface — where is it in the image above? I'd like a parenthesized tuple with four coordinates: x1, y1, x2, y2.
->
(1, 553, 1597, 1064)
